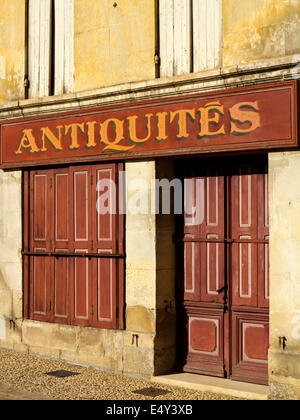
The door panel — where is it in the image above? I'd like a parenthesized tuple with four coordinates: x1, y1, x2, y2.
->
(184, 242, 201, 302)
(181, 157, 269, 385)
(231, 166, 260, 308)
(183, 164, 226, 377)
(231, 311, 269, 383)
(185, 306, 225, 377)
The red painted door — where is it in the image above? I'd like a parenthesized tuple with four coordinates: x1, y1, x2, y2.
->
(25, 163, 124, 330)
(181, 156, 269, 385)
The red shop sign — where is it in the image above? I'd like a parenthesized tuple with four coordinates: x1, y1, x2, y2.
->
(0, 80, 298, 169)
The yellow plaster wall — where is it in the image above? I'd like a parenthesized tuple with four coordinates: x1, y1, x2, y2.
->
(269, 151, 300, 399)
(0, 0, 25, 104)
(74, 0, 156, 92)
(223, 0, 300, 67)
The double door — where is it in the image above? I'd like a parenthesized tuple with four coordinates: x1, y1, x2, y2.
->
(180, 156, 269, 385)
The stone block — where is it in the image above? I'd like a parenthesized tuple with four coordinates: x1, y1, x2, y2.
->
(23, 321, 77, 352)
(0, 290, 12, 317)
(28, 346, 61, 360)
(123, 331, 155, 350)
(123, 346, 154, 377)
(126, 269, 156, 308)
(126, 306, 155, 334)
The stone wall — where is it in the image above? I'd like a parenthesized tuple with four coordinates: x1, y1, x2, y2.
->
(0, 0, 25, 104)
(223, 0, 300, 66)
(269, 152, 300, 399)
(74, 0, 156, 92)
(0, 170, 22, 345)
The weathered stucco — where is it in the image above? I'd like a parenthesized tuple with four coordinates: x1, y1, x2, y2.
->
(74, 0, 156, 92)
(223, 0, 300, 67)
(269, 152, 300, 399)
(0, 0, 25, 104)
(0, 170, 22, 345)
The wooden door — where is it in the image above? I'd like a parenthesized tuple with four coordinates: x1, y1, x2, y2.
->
(180, 156, 269, 385)
(24, 162, 124, 330)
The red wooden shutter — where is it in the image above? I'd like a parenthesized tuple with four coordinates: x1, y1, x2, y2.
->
(26, 163, 124, 330)
(91, 163, 124, 329)
(52, 168, 71, 324)
(69, 165, 93, 326)
(29, 170, 52, 321)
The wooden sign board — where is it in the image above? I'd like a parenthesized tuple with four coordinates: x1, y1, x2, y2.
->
(0, 81, 298, 169)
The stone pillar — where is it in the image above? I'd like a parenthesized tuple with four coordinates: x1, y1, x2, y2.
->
(124, 161, 157, 376)
(0, 170, 23, 348)
(269, 152, 300, 399)
(125, 159, 177, 377)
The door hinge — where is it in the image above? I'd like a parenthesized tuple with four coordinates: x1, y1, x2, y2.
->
(50, 177, 53, 189)
(91, 175, 94, 186)
(24, 76, 30, 89)
(90, 304, 94, 317)
(154, 53, 160, 66)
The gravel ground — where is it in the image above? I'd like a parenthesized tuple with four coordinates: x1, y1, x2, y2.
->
(0, 348, 242, 400)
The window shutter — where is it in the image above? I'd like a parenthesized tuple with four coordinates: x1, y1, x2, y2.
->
(52, 168, 71, 323)
(92, 164, 123, 329)
(28, 0, 52, 98)
(159, 0, 175, 77)
(54, 0, 74, 95)
(193, 0, 222, 72)
(69, 166, 92, 326)
(27, 164, 124, 329)
(159, 0, 222, 76)
(174, 0, 192, 75)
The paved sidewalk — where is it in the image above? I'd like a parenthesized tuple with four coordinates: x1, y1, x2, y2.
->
(0, 348, 242, 400)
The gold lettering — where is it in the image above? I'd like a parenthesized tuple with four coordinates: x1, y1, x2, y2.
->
(100, 118, 134, 152)
(170, 109, 195, 139)
(86, 121, 98, 149)
(156, 112, 168, 141)
(15, 129, 40, 155)
(198, 102, 225, 137)
(40, 126, 64, 152)
(64, 123, 85, 150)
(127, 114, 153, 144)
(229, 102, 261, 134)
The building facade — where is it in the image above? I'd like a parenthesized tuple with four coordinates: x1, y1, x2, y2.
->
(0, 0, 300, 400)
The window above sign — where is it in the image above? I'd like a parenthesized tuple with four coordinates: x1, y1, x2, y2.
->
(27, 0, 74, 98)
(159, 0, 222, 77)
